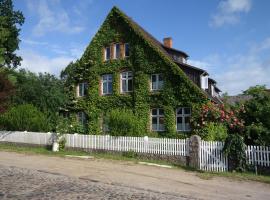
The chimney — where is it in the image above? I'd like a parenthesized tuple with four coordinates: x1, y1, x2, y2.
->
(163, 37, 172, 48)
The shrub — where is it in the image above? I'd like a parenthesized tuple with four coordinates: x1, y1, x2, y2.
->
(0, 104, 49, 132)
(199, 122, 228, 141)
(106, 109, 144, 136)
(223, 134, 247, 172)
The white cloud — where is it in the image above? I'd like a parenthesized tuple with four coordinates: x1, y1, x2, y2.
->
(189, 37, 270, 95)
(210, 0, 252, 27)
(31, 0, 85, 36)
(19, 49, 75, 76)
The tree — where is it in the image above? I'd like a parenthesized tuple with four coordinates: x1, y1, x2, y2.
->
(0, 70, 14, 113)
(0, 0, 24, 68)
(9, 69, 68, 128)
(0, 104, 49, 131)
(241, 85, 270, 146)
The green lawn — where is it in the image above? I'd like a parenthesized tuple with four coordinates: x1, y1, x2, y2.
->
(1, 142, 270, 184)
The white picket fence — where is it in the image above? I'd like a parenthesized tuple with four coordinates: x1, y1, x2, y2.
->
(65, 134, 189, 156)
(1, 131, 270, 172)
(0, 131, 53, 145)
(246, 145, 270, 167)
(199, 141, 228, 172)
(0, 131, 189, 156)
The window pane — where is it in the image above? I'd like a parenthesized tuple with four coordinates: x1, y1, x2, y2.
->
(103, 82, 107, 94)
(177, 117, 183, 131)
(125, 43, 129, 57)
(106, 47, 110, 60)
(159, 109, 164, 115)
(152, 109, 157, 115)
(158, 74, 163, 82)
(121, 72, 127, 79)
(84, 83, 88, 95)
(158, 80, 163, 89)
(108, 82, 112, 94)
(177, 108, 183, 115)
(185, 117, 191, 131)
(152, 75, 156, 82)
(184, 108, 191, 115)
(152, 117, 157, 131)
(122, 80, 127, 92)
(128, 79, 133, 91)
(152, 82, 157, 90)
(108, 74, 112, 81)
(115, 44, 120, 58)
(128, 72, 133, 78)
(102, 75, 107, 81)
(159, 123, 165, 131)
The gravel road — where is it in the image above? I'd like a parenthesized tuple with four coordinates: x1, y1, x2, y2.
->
(0, 151, 269, 200)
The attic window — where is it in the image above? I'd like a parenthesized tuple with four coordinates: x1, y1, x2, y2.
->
(124, 43, 129, 57)
(114, 43, 121, 59)
(104, 47, 110, 61)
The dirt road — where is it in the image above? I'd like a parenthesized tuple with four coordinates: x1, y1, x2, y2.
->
(0, 151, 269, 199)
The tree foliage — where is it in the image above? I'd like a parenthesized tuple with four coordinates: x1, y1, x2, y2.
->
(0, 104, 49, 131)
(0, 70, 14, 113)
(241, 85, 270, 145)
(0, 0, 24, 68)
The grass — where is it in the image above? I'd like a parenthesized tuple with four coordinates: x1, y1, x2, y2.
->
(197, 171, 270, 184)
(1, 142, 270, 184)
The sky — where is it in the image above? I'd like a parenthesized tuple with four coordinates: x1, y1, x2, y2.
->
(13, 0, 270, 95)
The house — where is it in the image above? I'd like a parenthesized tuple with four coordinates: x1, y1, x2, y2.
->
(62, 7, 221, 136)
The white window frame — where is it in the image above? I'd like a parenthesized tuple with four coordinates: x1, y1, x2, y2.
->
(200, 75, 208, 90)
(78, 111, 87, 126)
(151, 108, 165, 132)
(151, 74, 164, 91)
(124, 43, 129, 57)
(176, 107, 191, 132)
(120, 71, 133, 93)
(101, 74, 113, 95)
(77, 82, 88, 97)
(113, 43, 121, 59)
(104, 46, 110, 61)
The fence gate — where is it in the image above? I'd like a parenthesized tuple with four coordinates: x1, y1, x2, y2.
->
(199, 141, 228, 172)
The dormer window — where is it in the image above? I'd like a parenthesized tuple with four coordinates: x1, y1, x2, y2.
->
(104, 47, 110, 61)
(77, 82, 88, 97)
(124, 43, 129, 57)
(200, 75, 208, 90)
(114, 43, 121, 59)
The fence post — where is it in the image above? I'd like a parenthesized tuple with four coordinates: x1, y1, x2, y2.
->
(189, 135, 201, 169)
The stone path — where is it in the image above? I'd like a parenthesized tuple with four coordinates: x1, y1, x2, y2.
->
(0, 165, 191, 200)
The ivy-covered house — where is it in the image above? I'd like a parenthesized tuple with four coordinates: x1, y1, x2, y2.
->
(62, 6, 222, 137)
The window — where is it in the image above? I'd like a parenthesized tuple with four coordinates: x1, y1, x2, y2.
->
(200, 75, 208, 90)
(104, 47, 110, 61)
(120, 71, 133, 93)
(114, 43, 121, 59)
(124, 43, 129, 57)
(78, 112, 87, 126)
(77, 82, 88, 97)
(151, 108, 165, 131)
(102, 74, 113, 95)
(176, 107, 191, 131)
(151, 74, 164, 91)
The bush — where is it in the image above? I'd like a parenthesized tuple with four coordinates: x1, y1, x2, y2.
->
(106, 109, 144, 136)
(0, 104, 49, 132)
(223, 134, 247, 172)
(199, 122, 228, 141)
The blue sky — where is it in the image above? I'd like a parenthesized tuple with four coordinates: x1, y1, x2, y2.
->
(14, 0, 270, 95)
